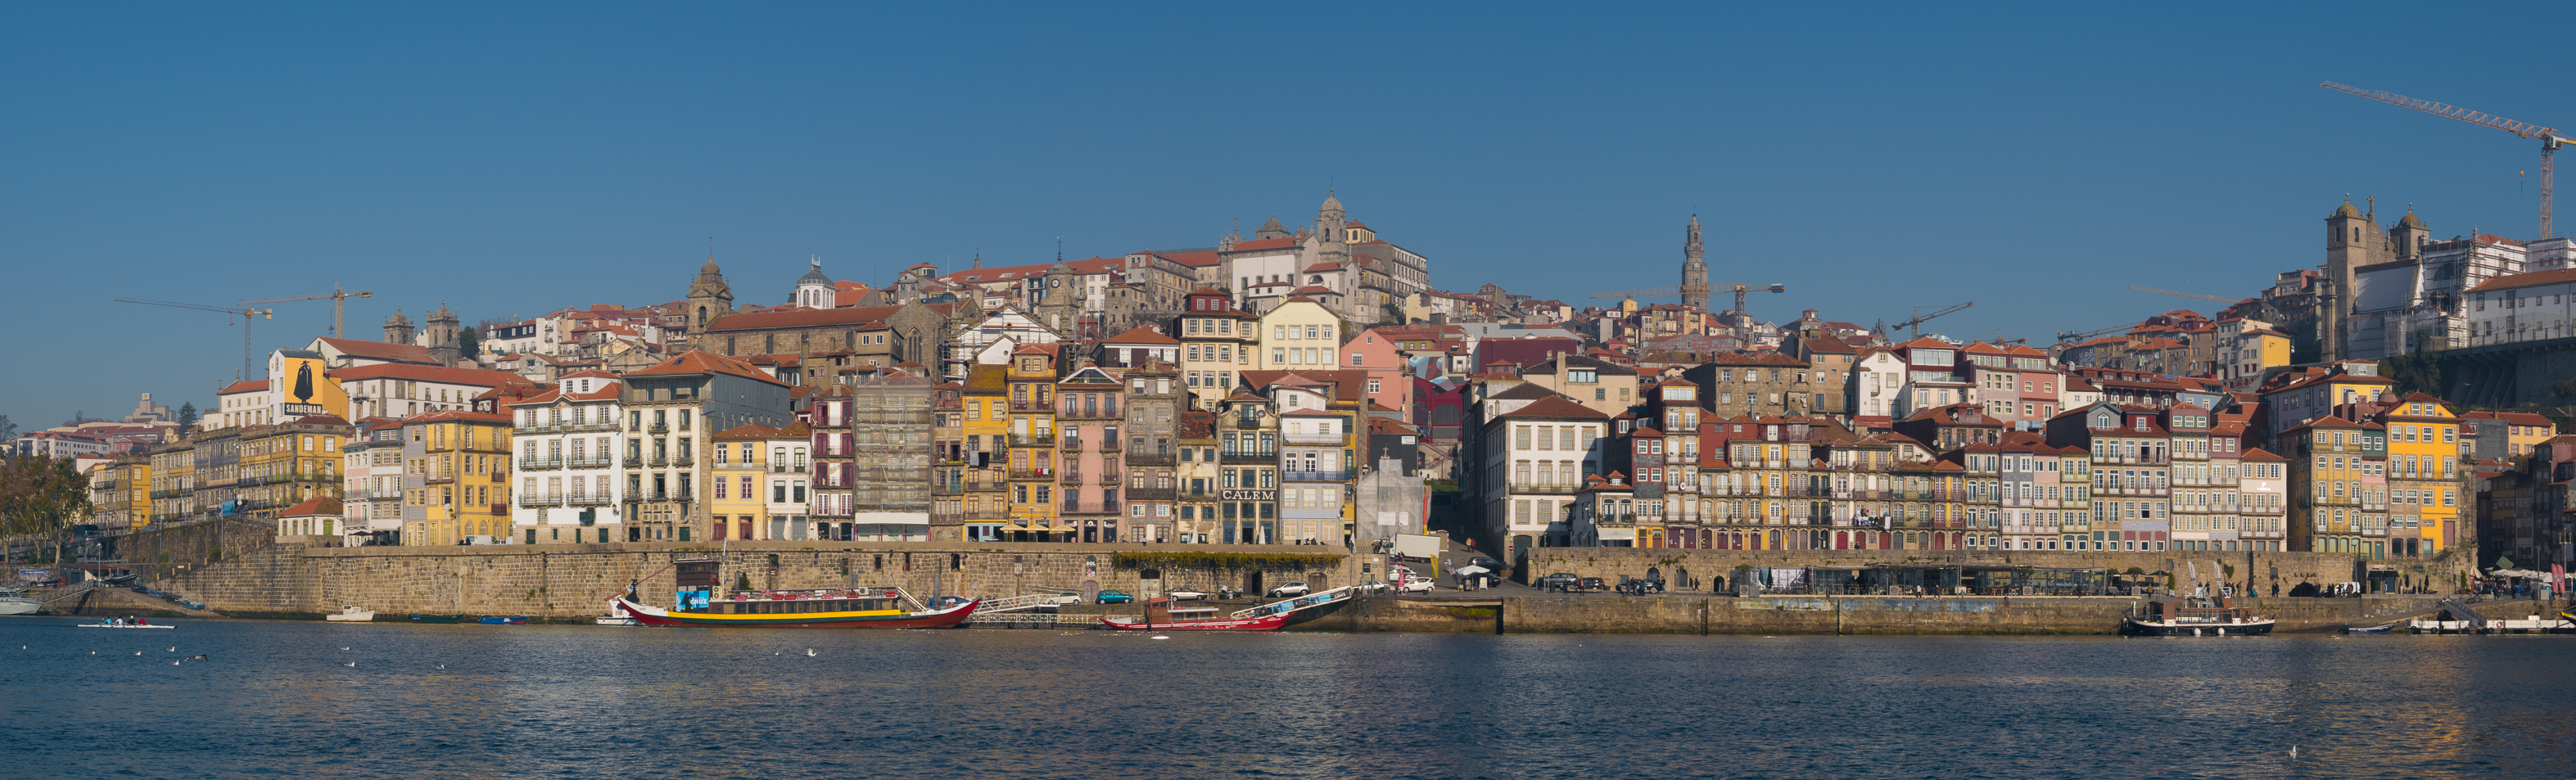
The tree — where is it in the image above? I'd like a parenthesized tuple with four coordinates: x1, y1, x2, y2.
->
(176, 402, 199, 427)
(0, 414, 16, 443)
(458, 327, 481, 357)
(0, 453, 93, 539)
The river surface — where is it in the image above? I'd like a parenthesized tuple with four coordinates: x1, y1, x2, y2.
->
(2, 615, 2573, 779)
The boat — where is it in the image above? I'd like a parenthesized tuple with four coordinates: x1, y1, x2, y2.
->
(610, 587, 976, 629)
(324, 606, 375, 622)
(2121, 596, 2275, 637)
(1099, 597, 1290, 632)
(78, 618, 174, 629)
(409, 614, 468, 624)
(2344, 621, 2401, 634)
(0, 589, 38, 616)
(594, 609, 638, 627)
(478, 615, 527, 624)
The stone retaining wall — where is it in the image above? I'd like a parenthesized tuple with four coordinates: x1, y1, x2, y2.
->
(1313, 593, 2524, 635)
(1523, 548, 2474, 596)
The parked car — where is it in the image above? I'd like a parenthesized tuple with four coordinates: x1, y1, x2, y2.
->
(1387, 566, 1419, 582)
(1575, 577, 1608, 593)
(1400, 579, 1436, 593)
(1469, 557, 1504, 572)
(1096, 589, 1135, 604)
(1536, 572, 1579, 591)
(1355, 580, 1390, 594)
(1168, 588, 1209, 601)
(1268, 582, 1312, 597)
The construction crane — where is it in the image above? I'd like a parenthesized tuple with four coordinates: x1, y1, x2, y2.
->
(2323, 81, 2573, 237)
(2050, 325, 2132, 347)
(1591, 282, 1785, 317)
(243, 282, 372, 338)
(115, 298, 273, 381)
(1877, 301, 1972, 341)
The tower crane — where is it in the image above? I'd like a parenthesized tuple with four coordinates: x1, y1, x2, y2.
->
(1591, 282, 1785, 317)
(2322, 81, 2573, 237)
(115, 298, 273, 381)
(1875, 301, 1972, 341)
(2126, 285, 2248, 304)
(2050, 322, 2132, 345)
(243, 282, 372, 338)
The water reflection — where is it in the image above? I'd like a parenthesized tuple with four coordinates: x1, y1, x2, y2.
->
(1, 617, 2571, 779)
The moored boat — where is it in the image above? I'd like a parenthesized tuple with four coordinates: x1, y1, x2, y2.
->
(1099, 597, 1289, 632)
(2344, 621, 2400, 634)
(611, 588, 975, 629)
(324, 606, 375, 622)
(409, 614, 468, 624)
(478, 615, 527, 624)
(2122, 596, 2274, 637)
(0, 589, 38, 616)
(79, 617, 174, 629)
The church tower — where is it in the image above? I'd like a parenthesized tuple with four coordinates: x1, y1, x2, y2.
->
(687, 255, 735, 344)
(2392, 205, 2429, 263)
(793, 258, 834, 309)
(383, 309, 415, 345)
(1682, 215, 1710, 312)
(2321, 198, 2377, 363)
(1315, 191, 1349, 266)
(1036, 257, 1080, 336)
(424, 301, 462, 366)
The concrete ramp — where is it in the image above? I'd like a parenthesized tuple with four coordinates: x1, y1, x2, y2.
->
(2434, 598, 2488, 628)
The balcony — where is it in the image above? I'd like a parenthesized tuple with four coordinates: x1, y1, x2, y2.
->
(1059, 405, 1121, 422)
(564, 420, 620, 434)
(1061, 501, 1122, 514)
(1283, 432, 1345, 445)
(1124, 452, 1174, 467)
(1061, 438, 1086, 452)
(565, 494, 612, 507)
(1010, 468, 1055, 480)
(1222, 449, 1278, 463)
(1283, 470, 1355, 482)
(673, 454, 694, 467)
(566, 456, 612, 469)
(624, 456, 644, 468)
(517, 493, 564, 507)
(648, 422, 670, 434)
(965, 480, 1006, 492)
(521, 458, 563, 471)
(1233, 417, 1263, 430)
(1063, 471, 1086, 485)
(1010, 435, 1057, 447)
(1510, 480, 1581, 494)
(1011, 400, 1048, 412)
(812, 505, 855, 518)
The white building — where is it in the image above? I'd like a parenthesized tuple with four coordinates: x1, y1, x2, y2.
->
(2464, 267, 2576, 347)
(1476, 395, 1609, 557)
(507, 369, 629, 543)
(341, 417, 408, 544)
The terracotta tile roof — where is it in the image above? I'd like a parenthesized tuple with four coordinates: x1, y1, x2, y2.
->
(219, 381, 269, 394)
(2465, 267, 2576, 294)
(625, 350, 791, 386)
(1103, 326, 1180, 345)
(314, 337, 437, 364)
(278, 496, 343, 517)
(704, 304, 948, 332)
(1495, 395, 1610, 419)
(2239, 447, 2287, 461)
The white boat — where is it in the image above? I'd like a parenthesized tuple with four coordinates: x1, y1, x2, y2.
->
(0, 589, 38, 616)
(594, 609, 638, 626)
(78, 620, 174, 629)
(324, 606, 376, 622)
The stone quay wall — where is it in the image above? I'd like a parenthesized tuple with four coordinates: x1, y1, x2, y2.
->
(1521, 548, 2469, 596)
(155, 540, 1362, 620)
(1298, 593, 2515, 635)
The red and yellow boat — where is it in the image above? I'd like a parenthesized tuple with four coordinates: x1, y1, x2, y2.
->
(611, 588, 977, 629)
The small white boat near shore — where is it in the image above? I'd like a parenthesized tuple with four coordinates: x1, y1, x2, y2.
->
(78, 620, 174, 629)
(324, 606, 376, 622)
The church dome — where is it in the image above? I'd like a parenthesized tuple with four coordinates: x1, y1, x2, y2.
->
(384, 309, 413, 327)
(2330, 201, 2364, 219)
(1320, 191, 1343, 213)
(797, 259, 831, 286)
(2396, 207, 2425, 228)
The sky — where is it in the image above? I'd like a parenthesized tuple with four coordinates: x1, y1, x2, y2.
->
(6, 2, 2574, 429)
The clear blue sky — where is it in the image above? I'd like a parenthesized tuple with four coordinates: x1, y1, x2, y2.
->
(6, 2, 2572, 429)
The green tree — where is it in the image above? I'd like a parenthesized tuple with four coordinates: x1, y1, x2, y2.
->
(458, 327, 481, 357)
(176, 402, 199, 427)
(0, 453, 94, 539)
(0, 414, 16, 442)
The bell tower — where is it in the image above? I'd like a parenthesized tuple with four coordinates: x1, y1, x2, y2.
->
(424, 301, 462, 366)
(382, 309, 415, 345)
(1682, 215, 1709, 312)
(687, 255, 735, 345)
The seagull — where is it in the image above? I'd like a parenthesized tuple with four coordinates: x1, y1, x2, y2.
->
(346, 661, 356, 667)
(168, 647, 176, 652)
(340, 647, 350, 651)
(436, 665, 445, 670)
(137, 652, 144, 656)
(2289, 746, 2300, 760)
(172, 661, 180, 665)
(805, 648, 816, 657)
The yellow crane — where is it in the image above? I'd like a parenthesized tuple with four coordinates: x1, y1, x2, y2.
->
(115, 298, 273, 381)
(2323, 81, 2573, 237)
(243, 282, 373, 339)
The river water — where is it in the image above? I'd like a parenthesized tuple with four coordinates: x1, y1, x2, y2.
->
(2, 615, 2571, 779)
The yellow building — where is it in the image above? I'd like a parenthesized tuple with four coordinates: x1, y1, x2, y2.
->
(88, 456, 151, 530)
(1177, 287, 1256, 409)
(237, 416, 351, 522)
(708, 422, 812, 541)
(2285, 416, 2388, 557)
(960, 364, 1010, 542)
(2464, 411, 2559, 458)
(404, 410, 513, 546)
(1004, 345, 1062, 541)
(148, 439, 195, 525)
(2375, 394, 2464, 557)
(1256, 297, 1344, 372)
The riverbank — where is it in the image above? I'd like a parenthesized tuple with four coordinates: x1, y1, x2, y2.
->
(1286, 593, 2546, 635)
